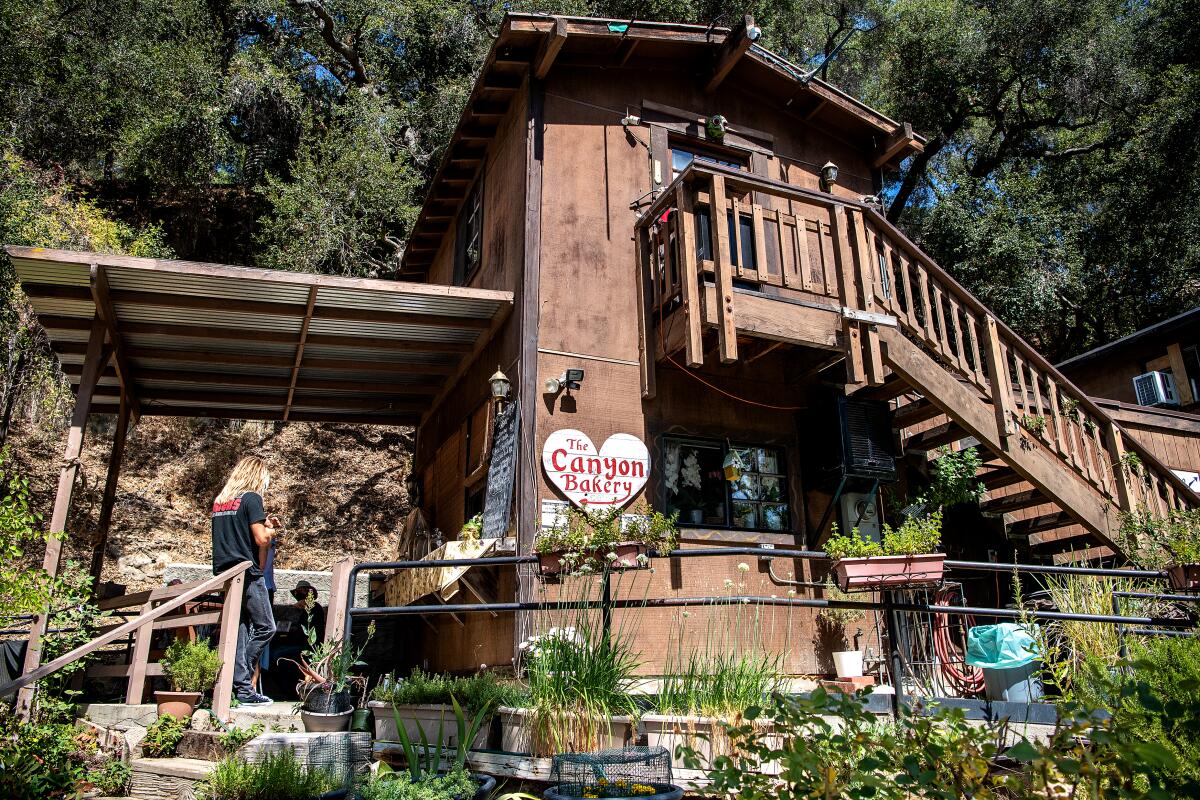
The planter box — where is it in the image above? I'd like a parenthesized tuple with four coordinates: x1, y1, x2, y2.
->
(498, 706, 633, 756)
(368, 702, 490, 749)
(833, 553, 946, 591)
(1166, 563, 1200, 591)
(537, 542, 648, 576)
(641, 714, 781, 773)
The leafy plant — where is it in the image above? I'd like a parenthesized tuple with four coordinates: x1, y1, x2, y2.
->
(880, 510, 942, 555)
(387, 695, 487, 782)
(198, 748, 340, 800)
(90, 757, 131, 795)
(533, 501, 678, 572)
(1060, 395, 1080, 421)
(372, 668, 524, 714)
(459, 514, 483, 541)
(286, 600, 375, 712)
(822, 523, 883, 560)
(217, 722, 264, 752)
(141, 713, 187, 758)
(1020, 414, 1048, 435)
(162, 637, 222, 693)
(0, 711, 89, 799)
(922, 447, 985, 508)
(1119, 506, 1200, 568)
(357, 765, 476, 800)
(817, 579, 865, 630)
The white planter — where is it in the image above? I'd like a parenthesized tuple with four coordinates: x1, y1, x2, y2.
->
(368, 701, 490, 749)
(642, 713, 782, 773)
(832, 650, 864, 679)
(498, 706, 633, 757)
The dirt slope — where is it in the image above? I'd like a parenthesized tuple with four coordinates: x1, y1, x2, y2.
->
(6, 416, 413, 590)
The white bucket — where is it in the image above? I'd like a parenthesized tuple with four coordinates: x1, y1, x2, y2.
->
(832, 650, 864, 679)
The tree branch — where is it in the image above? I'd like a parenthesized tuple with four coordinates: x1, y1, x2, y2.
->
(291, 0, 369, 86)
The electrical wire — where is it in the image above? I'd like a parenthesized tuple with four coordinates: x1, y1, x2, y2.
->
(932, 585, 985, 695)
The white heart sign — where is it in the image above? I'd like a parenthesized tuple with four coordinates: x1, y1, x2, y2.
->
(542, 428, 650, 509)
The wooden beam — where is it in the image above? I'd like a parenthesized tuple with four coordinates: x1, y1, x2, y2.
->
(90, 394, 131, 586)
(211, 571, 245, 721)
(705, 15, 758, 93)
(830, 205, 864, 386)
(91, 265, 140, 409)
(419, 302, 514, 427)
(708, 174, 738, 363)
(533, 16, 568, 79)
(982, 315, 1017, 449)
(872, 122, 921, 169)
(139, 388, 427, 413)
(284, 287, 318, 422)
(848, 210, 884, 385)
(1166, 343, 1195, 405)
(675, 184, 704, 368)
(17, 315, 106, 717)
(325, 557, 354, 644)
(635, 225, 656, 400)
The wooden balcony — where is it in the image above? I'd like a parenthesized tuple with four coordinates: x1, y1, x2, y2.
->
(634, 162, 1197, 553)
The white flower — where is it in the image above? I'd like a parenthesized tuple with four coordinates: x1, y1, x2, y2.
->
(606, 551, 619, 561)
(635, 553, 650, 565)
(737, 562, 750, 572)
(787, 589, 797, 597)
(723, 579, 734, 589)
(681, 450, 703, 490)
(741, 598, 750, 605)
(682, 611, 691, 618)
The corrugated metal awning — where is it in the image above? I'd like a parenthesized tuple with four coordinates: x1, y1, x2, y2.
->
(6, 247, 514, 426)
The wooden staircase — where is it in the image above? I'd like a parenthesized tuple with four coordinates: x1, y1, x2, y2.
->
(853, 209, 1199, 562)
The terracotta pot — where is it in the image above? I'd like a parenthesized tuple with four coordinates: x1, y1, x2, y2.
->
(1166, 563, 1200, 591)
(537, 542, 648, 576)
(154, 690, 202, 721)
(833, 553, 946, 591)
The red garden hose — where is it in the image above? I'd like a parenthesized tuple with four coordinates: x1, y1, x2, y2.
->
(933, 586, 986, 695)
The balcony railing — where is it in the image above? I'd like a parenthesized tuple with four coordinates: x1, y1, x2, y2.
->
(634, 162, 1197, 527)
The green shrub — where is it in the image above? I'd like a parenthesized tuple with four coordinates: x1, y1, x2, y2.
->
(822, 523, 883, 559)
(199, 749, 340, 800)
(217, 722, 264, 752)
(141, 714, 186, 758)
(372, 668, 524, 714)
(357, 765, 475, 800)
(823, 512, 942, 559)
(162, 638, 222, 693)
(923, 446, 985, 508)
(90, 757, 131, 795)
(0, 714, 88, 799)
(1119, 506, 1200, 567)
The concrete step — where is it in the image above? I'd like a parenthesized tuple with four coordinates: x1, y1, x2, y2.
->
(83, 700, 303, 732)
(130, 757, 216, 800)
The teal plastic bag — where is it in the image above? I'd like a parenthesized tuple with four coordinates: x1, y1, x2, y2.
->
(966, 623, 1039, 670)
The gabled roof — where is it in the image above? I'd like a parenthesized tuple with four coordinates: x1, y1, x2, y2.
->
(400, 13, 924, 278)
(1057, 306, 1200, 372)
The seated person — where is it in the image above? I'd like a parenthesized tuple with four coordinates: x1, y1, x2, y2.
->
(264, 581, 325, 697)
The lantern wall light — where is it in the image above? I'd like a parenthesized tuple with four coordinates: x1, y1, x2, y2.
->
(820, 161, 839, 193)
(489, 367, 511, 401)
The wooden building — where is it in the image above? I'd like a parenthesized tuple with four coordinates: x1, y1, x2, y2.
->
(396, 14, 1196, 673)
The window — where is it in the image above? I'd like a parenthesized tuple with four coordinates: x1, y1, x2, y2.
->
(663, 437, 790, 532)
(670, 142, 747, 180)
(454, 178, 483, 284)
(669, 141, 756, 270)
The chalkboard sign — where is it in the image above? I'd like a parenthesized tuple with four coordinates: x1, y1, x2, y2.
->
(481, 402, 519, 538)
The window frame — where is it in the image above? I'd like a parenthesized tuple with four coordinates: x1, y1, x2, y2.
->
(661, 435, 792, 533)
(454, 176, 484, 285)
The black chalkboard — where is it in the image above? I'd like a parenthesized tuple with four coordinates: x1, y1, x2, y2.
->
(481, 402, 520, 538)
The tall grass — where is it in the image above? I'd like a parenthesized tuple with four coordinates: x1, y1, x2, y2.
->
(520, 568, 650, 755)
(198, 749, 340, 800)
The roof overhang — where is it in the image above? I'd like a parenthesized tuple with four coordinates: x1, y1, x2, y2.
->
(7, 246, 514, 426)
(400, 12, 925, 277)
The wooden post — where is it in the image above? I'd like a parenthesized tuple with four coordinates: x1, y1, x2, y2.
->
(1105, 422, 1134, 513)
(830, 205, 865, 386)
(124, 596, 155, 705)
(709, 174, 739, 363)
(212, 571, 246, 722)
(90, 394, 131, 585)
(635, 224, 657, 399)
(17, 315, 106, 718)
(847, 209, 884, 385)
(982, 315, 1016, 450)
(325, 557, 354, 644)
(675, 184, 704, 367)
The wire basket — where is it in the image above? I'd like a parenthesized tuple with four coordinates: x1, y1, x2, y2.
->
(547, 746, 678, 799)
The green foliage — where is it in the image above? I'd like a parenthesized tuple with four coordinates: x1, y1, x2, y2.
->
(922, 447, 985, 509)
(0, 448, 54, 629)
(357, 764, 476, 800)
(290, 607, 374, 710)
(459, 513, 483, 540)
(1020, 414, 1048, 435)
(1119, 507, 1200, 568)
(371, 668, 524, 714)
(162, 637, 222, 693)
(198, 748, 340, 800)
(655, 648, 783, 718)
(824, 512, 942, 559)
(387, 695, 488, 782)
(818, 578, 866, 629)
(90, 756, 132, 795)
(141, 713, 187, 758)
(533, 501, 678, 572)
(217, 722, 264, 752)
(0, 711, 89, 799)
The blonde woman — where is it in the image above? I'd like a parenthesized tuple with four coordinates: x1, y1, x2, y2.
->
(212, 455, 281, 706)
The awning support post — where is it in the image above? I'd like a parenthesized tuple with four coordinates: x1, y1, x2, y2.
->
(17, 314, 106, 718)
(90, 393, 131, 587)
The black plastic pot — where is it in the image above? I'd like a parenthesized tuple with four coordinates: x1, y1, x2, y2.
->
(315, 790, 348, 800)
(544, 784, 682, 800)
(472, 774, 497, 800)
(303, 685, 352, 714)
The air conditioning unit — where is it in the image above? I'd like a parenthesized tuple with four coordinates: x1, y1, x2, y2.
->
(1133, 371, 1179, 408)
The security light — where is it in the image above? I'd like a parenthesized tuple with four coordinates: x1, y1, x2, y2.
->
(544, 368, 585, 395)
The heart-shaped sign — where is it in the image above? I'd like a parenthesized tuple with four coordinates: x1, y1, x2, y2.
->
(542, 428, 650, 509)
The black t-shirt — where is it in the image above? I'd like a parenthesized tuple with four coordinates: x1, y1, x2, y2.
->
(212, 491, 266, 576)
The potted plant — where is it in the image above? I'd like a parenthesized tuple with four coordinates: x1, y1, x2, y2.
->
(370, 668, 521, 749)
(156, 638, 222, 720)
(286, 612, 375, 733)
(1119, 507, 1200, 590)
(818, 580, 867, 679)
(365, 696, 497, 800)
(824, 512, 945, 591)
(533, 501, 677, 577)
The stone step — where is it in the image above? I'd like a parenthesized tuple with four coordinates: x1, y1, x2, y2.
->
(83, 700, 303, 732)
(130, 757, 216, 800)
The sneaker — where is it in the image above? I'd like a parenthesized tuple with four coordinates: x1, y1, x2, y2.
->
(235, 691, 273, 706)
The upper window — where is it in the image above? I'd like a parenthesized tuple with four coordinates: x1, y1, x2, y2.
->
(663, 436, 790, 532)
(454, 178, 483, 285)
(670, 142, 747, 180)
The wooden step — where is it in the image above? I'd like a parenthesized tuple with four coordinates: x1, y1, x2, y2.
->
(1000, 510, 1076, 539)
(903, 420, 967, 452)
(894, 399, 944, 428)
(981, 469, 1027, 492)
(861, 376, 913, 403)
(982, 488, 1049, 515)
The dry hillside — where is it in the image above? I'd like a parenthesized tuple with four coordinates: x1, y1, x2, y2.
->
(6, 416, 413, 590)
